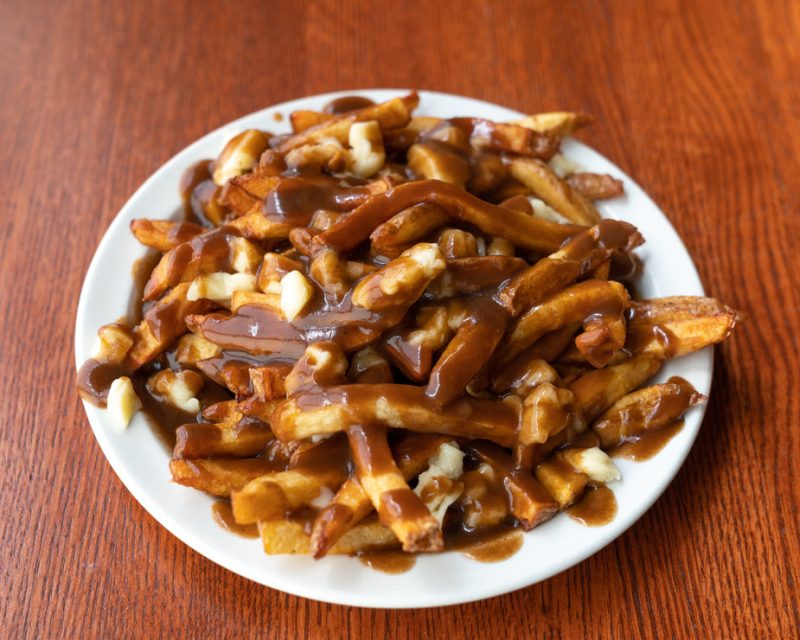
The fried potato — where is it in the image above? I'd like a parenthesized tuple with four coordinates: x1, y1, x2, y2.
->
(509, 157, 601, 225)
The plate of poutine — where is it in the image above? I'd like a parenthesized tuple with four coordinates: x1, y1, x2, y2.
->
(75, 90, 738, 607)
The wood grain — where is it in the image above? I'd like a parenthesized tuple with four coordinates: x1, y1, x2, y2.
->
(1, 0, 798, 637)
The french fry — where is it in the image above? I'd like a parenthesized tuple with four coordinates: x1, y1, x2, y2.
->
(370, 204, 450, 258)
(259, 516, 398, 555)
(497, 219, 642, 316)
(174, 419, 272, 459)
(314, 180, 583, 254)
(566, 173, 624, 200)
(126, 283, 214, 370)
(508, 157, 601, 226)
(495, 279, 630, 371)
(130, 219, 204, 252)
(272, 384, 520, 446)
(347, 425, 443, 552)
(626, 297, 740, 358)
(455, 118, 559, 159)
(231, 470, 334, 524)
(466, 442, 559, 530)
(592, 378, 705, 448)
(277, 94, 418, 154)
(513, 111, 593, 138)
(425, 296, 507, 404)
(169, 457, 283, 496)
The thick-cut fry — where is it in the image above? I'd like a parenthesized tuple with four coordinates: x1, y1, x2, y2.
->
(497, 219, 642, 316)
(592, 378, 705, 448)
(126, 283, 214, 369)
(466, 442, 559, 529)
(314, 180, 583, 254)
(626, 297, 740, 358)
(347, 425, 442, 552)
(231, 470, 334, 524)
(272, 384, 519, 446)
(169, 457, 283, 496)
(496, 279, 630, 371)
(509, 157, 601, 226)
(514, 111, 593, 137)
(259, 517, 398, 555)
(130, 219, 204, 252)
(277, 94, 418, 154)
(566, 173, 624, 200)
(370, 204, 450, 257)
(173, 419, 272, 459)
(310, 434, 448, 557)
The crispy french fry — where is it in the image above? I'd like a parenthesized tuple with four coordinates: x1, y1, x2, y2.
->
(277, 94, 417, 154)
(454, 118, 559, 159)
(259, 516, 398, 555)
(169, 457, 283, 496)
(347, 425, 442, 552)
(130, 219, 204, 252)
(126, 283, 213, 370)
(426, 296, 507, 404)
(495, 280, 630, 371)
(509, 157, 601, 226)
(174, 419, 272, 459)
(370, 204, 450, 258)
(626, 297, 740, 358)
(466, 442, 559, 529)
(514, 112, 594, 137)
(231, 470, 333, 524)
(407, 141, 471, 188)
(272, 384, 519, 446)
(314, 180, 583, 255)
(497, 219, 641, 317)
(592, 378, 705, 448)
(566, 173, 624, 200)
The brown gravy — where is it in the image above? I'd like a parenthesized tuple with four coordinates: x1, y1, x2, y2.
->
(567, 484, 617, 526)
(357, 549, 416, 574)
(611, 419, 685, 461)
(448, 527, 525, 563)
(323, 95, 376, 115)
(211, 502, 259, 538)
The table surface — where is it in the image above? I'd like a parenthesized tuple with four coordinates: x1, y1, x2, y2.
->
(2, 0, 798, 637)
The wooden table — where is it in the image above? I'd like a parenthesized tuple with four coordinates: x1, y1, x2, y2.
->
(2, 0, 798, 637)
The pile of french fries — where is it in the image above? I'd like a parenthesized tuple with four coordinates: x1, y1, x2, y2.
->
(82, 93, 739, 558)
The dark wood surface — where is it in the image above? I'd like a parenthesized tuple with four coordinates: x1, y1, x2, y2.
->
(2, 0, 798, 637)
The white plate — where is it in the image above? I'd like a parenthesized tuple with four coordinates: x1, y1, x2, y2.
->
(75, 90, 711, 608)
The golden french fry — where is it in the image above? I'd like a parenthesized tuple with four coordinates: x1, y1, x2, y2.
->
(315, 180, 583, 255)
(457, 118, 559, 158)
(626, 297, 740, 358)
(130, 219, 204, 252)
(566, 173, 624, 200)
(370, 204, 450, 258)
(508, 157, 601, 225)
(347, 425, 442, 552)
(466, 442, 559, 530)
(407, 141, 471, 188)
(231, 470, 333, 524)
(514, 111, 594, 137)
(272, 384, 519, 447)
(277, 94, 417, 154)
(259, 516, 398, 555)
(495, 279, 630, 372)
(592, 378, 705, 448)
(126, 283, 213, 370)
(497, 220, 641, 317)
(174, 419, 272, 459)
(169, 457, 282, 496)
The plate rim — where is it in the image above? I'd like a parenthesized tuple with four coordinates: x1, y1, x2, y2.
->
(74, 88, 712, 608)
